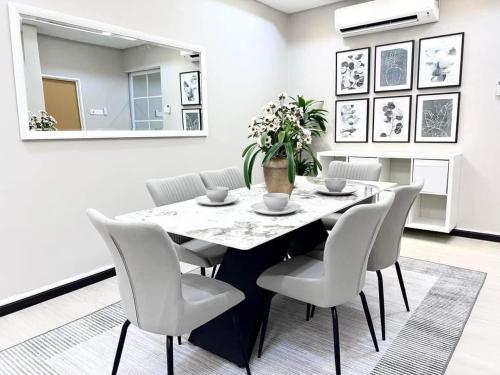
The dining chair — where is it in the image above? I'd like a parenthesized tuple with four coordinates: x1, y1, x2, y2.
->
(87, 209, 251, 375)
(366, 182, 423, 340)
(200, 166, 246, 190)
(146, 173, 227, 277)
(256, 192, 394, 375)
(322, 161, 383, 229)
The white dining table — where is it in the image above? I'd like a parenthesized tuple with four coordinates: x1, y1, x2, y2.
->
(116, 176, 397, 367)
(117, 176, 397, 250)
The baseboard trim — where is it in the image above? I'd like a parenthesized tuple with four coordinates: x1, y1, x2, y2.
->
(0, 267, 116, 317)
(405, 227, 500, 243)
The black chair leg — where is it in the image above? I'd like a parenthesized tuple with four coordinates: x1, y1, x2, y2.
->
(177, 336, 182, 345)
(211, 265, 217, 278)
(330, 307, 341, 375)
(258, 292, 274, 358)
(359, 291, 379, 352)
(376, 270, 385, 340)
(231, 310, 252, 375)
(200, 267, 206, 276)
(306, 303, 311, 321)
(395, 261, 410, 312)
(311, 305, 316, 318)
(166, 336, 174, 375)
(112, 320, 130, 375)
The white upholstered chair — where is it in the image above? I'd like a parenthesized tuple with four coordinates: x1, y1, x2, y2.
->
(146, 173, 227, 277)
(322, 161, 383, 229)
(200, 166, 246, 190)
(256, 192, 394, 375)
(367, 182, 423, 340)
(87, 209, 251, 375)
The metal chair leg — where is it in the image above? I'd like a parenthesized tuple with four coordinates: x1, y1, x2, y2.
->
(200, 267, 206, 276)
(166, 336, 174, 375)
(311, 305, 316, 318)
(330, 307, 341, 375)
(359, 291, 379, 352)
(211, 265, 217, 278)
(258, 292, 273, 358)
(231, 310, 252, 375)
(112, 320, 130, 375)
(177, 336, 182, 345)
(395, 261, 410, 312)
(376, 270, 385, 340)
(306, 303, 311, 321)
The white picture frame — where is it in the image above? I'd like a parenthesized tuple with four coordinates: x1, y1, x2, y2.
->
(374, 40, 414, 93)
(415, 92, 460, 143)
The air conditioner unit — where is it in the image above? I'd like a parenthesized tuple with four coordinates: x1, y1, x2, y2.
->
(335, 0, 439, 37)
(180, 50, 200, 63)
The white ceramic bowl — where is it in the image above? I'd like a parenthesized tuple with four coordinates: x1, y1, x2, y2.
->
(206, 186, 229, 202)
(263, 193, 289, 211)
(325, 178, 347, 192)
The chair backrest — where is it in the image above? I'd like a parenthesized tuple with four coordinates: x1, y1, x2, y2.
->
(146, 173, 207, 207)
(199, 167, 246, 190)
(367, 182, 423, 271)
(87, 209, 183, 334)
(328, 161, 382, 181)
(322, 192, 394, 305)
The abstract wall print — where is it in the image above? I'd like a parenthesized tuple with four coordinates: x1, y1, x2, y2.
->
(415, 93, 460, 143)
(335, 98, 369, 143)
(372, 96, 412, 143)
(418, 33, 464, 89)
(182, 108, 202, 131)
(336, 47, 370, 96)
(179, 71, 201, 105)
(375, 41, 414, 92)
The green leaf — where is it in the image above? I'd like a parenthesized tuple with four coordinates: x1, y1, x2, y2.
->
(242, 142, 257, 157)
(243, 147, 260, 188)
(284, 142, 296, 184)
(277, 131, 285, 144)
(247, 150, 260, 186)
(262, 142, 283, 165)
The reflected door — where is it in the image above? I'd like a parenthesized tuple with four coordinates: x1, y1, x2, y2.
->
(130, 69, 164, 131)
(42, 77, 83, 131)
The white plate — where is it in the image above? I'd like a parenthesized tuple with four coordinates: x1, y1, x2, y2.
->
(315, 186, 357, 196)
(196, 196, 238, 206)
(251, 202, 300, 216)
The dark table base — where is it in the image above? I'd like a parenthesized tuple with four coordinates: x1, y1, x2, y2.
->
(188, 220, 328, 367)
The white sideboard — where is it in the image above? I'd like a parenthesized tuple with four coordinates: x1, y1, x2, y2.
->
(317, 150, 462, 233)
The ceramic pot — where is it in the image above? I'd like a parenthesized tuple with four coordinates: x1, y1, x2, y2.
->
(263, 157, 293, 194)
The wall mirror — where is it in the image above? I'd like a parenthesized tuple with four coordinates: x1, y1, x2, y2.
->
(9, 3, 208, 140)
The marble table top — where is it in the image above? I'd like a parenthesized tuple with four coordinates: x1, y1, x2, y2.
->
(117, 177, 397, 250)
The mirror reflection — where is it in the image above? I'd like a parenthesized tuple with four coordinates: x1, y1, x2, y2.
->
(21, 17, 203, 133)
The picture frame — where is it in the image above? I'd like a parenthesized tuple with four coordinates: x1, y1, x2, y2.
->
(179, 71, 201, 106)
(374, 40, 414, 93)
(415, 92, 460, 143)
(372, 95, 412, 143)
(335, 47, 371, 96)
(182, 108, 202, 131)
(335, 98, 369, 143)
(417, 32, 465, 89)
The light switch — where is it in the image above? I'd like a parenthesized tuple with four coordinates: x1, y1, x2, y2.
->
(90, 108, 107, 116)
(164, 105, 171, 114)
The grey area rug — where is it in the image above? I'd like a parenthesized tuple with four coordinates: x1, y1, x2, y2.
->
(0, 257, 485, 375)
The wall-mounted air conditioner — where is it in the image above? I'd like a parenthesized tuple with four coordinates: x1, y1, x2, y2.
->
(335, 0, 439, 37)
(180, 50, 200, 63)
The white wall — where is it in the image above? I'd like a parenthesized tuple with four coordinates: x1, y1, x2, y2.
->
(122, 45, 199, 131)
(288, 0, 500, 234)
(0, 0, 288, 301)
(21, 25, 45, 113)
(38, 35, 132, 131)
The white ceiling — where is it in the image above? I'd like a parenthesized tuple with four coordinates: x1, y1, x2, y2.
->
(256, 0, 346, 14)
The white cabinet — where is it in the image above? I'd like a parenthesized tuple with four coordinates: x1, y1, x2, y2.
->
(317, 150, 461, 233)
(412, 159, 449, 195)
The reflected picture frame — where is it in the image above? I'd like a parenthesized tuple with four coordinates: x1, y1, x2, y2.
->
(182, 108, 202, 131)
(179, 71, 201, 106)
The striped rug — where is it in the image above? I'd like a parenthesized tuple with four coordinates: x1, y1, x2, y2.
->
(0, 257, 485, 374)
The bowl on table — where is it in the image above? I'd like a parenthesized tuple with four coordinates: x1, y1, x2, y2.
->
(206, 186, 229, 202)
(263, 193, 289, 212)
(324, 178, 347, 192)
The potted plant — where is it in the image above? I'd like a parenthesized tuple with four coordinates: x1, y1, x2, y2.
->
(242, 93, 327, 193)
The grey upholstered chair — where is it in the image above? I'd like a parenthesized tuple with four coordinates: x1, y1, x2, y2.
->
(322, 161, 383, 229)
(367, 182, 423, 340)
(87, 209, 251, 375)
(200, 166, 246, 190)
(146, 173, 227, 277)
(256, 192, 394, 375)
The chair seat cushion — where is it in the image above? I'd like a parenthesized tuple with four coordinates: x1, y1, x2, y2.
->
(175, 239, 227, 267)
(257, 256, 326, 307)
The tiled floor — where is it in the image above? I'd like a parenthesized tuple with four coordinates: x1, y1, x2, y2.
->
(0, 233, 499, 374)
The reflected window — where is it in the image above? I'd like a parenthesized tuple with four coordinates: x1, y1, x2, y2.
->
(129, 69, 164, 131)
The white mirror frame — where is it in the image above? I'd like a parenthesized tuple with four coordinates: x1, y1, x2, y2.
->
(8, 2, 209, 140)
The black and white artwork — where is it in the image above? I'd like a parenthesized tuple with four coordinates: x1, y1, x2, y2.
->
(335, 99, 369, 143)
(182, 108, 202, 131)
(375, 41, 414, 92)
(415, 93, 460, 143)
(336, 47, 370, 96)
(179, 71, 201, 105)
(372, 96, 411, 143)
(418, 33, 464, 89)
